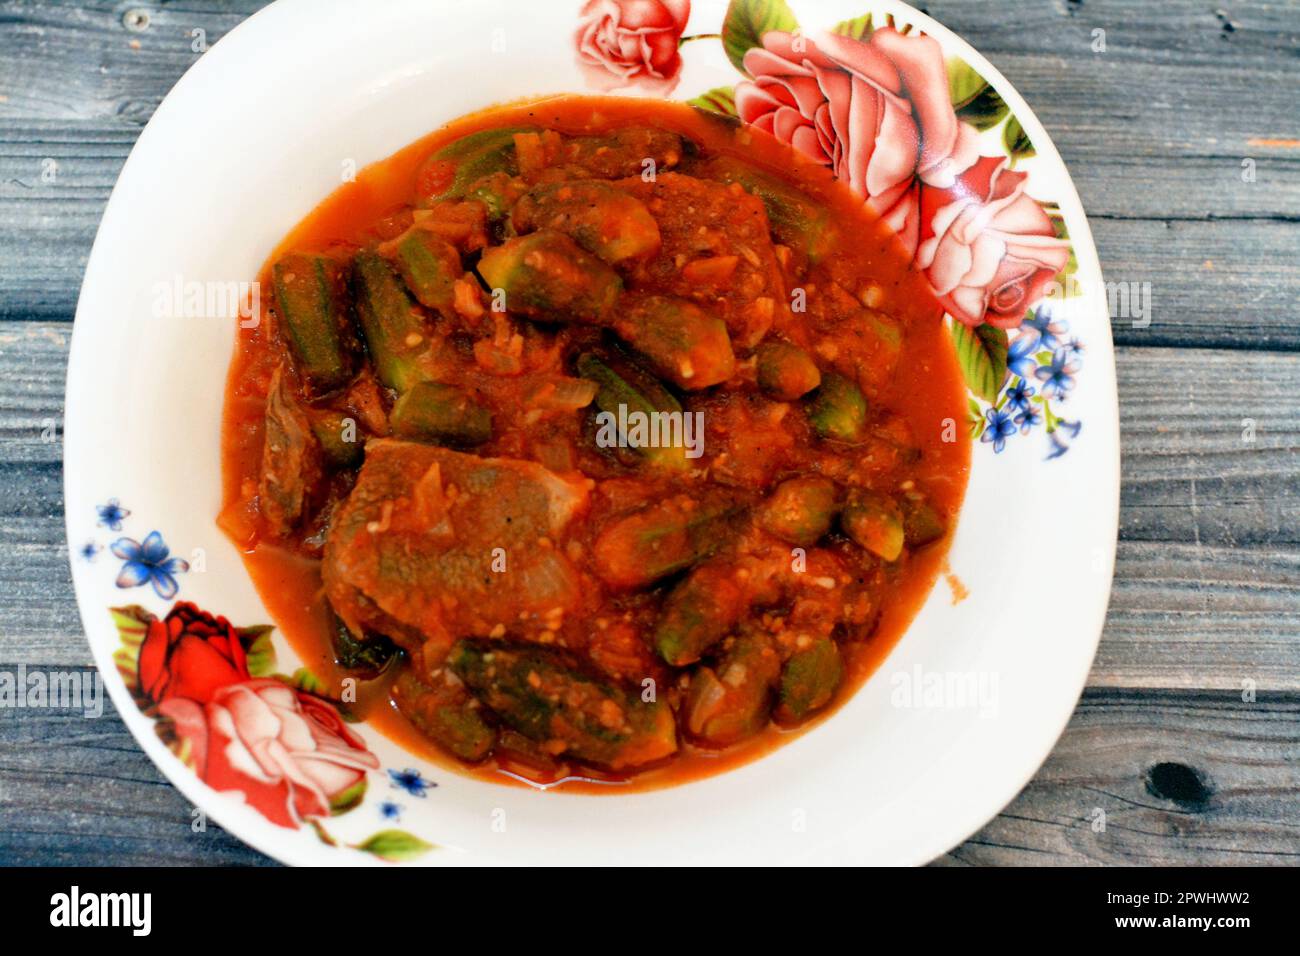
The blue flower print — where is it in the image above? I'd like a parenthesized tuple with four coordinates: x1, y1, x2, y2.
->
(80, 541, 100, 562)
(1015, 404, 1043, 433)
(1045, 419, 1082, 460)
(96, 499, 130, 532)
(379, 801, 403, 821)
(1035, 350, 1079, 399)
(1062, 337, 1085, 362)
(980, 407, 1017, 453)
(1005, 377, 1035, 414)
(388, 767, 435, 798)
(1023, 306, 1066, 351)
(1007, 334, 1040, 380)
(111, 531, 189, 600)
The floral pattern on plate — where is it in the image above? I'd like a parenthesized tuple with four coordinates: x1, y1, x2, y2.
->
(578, 0, 1085, 458)
(99, 504, 434, 862)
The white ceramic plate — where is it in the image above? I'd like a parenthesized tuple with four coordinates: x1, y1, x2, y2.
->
(65, 0, 1118, 865)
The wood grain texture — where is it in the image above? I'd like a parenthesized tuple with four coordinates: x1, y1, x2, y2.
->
(0, 676, 274, 867)
(2, 1, 1298, 344)
(940, 690, 1300, 866)
(0, 0, 1296, 867)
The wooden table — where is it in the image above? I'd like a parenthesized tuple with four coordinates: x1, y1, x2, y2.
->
(1, 0, 1296, 866)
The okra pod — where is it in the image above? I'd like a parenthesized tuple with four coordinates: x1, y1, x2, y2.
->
(560, 127, 684, 179)
(756, 341, 821, 400)
(310, 410, 364, 468)
(775, 638, 844, 724)
(683, 632, 781, 747)
(272, 253, 352, 395)
(352, 249, 434, 393)
(756, 476, 839, 546)
(696, 156, 836, 264)
(592, 492, 737, 590)
(842, 490, 905, 562)
(476, 230, 622, 323)
(806, 371, 867, 443)
(392, 229, 462, 313)
(448, 639, 677, 769)
(464, 172, 527, 222)
(331, 617, 398, 675)
(389, 381, 492, 447)
(392, 670, 497, 763)
(416, 126, 536, 206)
(576, 351, 689, 471)
(654, 561, 748, 666)
(612, 294, 735, 390)
(902, 495, 947, 548)
(512, 181, 661, 264)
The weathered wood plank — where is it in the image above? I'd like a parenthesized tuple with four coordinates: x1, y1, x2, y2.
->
(0, 681, 274, 866)
(2, 2, 1298, 345)
(938, 690, 1300, 866)
(1096, 542, 1300, 692)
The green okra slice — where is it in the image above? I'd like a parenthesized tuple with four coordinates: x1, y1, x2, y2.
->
(559, 127, 685, 179)
(756, 476, 839, 547)
(447, 639, 677, 769)
(272, 253, 352, 395)
(389, 381, 492, 447)
(417, 126, 537, 206)
(465, 171, 528, 222)
(576, 351, 690, 471)
(654, 561, 749, 667)
(902, 495, 947, 548)
(611, 293, 735, 390)
(476, 229, 622, 323)
(592, 492, 738, 590)
(696, 156, 837, 264)
(331, 616, 398, 675)
(392, 669, 496, 763)
(352, 249, 434, 393)
(755, 341, 821, 400)
(310, 410, 364, 468)
(775, 638, 844, 724)
(684, 631, 781, 747)
(806, 371, 868, 443)
(842, 490, 905, 562)
(391, 229, 462, 313)
(512, 180, 661, 264)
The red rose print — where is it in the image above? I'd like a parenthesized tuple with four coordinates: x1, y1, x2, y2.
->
(161, 679, 380, 828)
(575, 0, 691, 92)
(138, 601, 250, 705)
(916, 155, 1072, 328)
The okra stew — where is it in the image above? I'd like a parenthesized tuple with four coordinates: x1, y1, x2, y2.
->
(220, 96, 970, 791)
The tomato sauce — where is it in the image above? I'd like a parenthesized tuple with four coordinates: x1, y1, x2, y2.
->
(220, 95, 970, 793)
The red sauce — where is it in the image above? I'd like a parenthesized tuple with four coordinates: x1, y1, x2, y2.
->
(220, 95, 970, 793)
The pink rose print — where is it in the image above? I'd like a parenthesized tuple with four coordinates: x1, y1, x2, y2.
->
(162, 678, 380, 829)
(735, 27, 980, 256)
(734, 25, 1068, 329)
(575, 0, 692, 92)
(916, 155, 1072, 328)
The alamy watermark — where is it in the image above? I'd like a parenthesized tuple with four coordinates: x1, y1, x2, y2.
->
(1042, 276, 1153, 329)
(594, 404, 705, 459)
(151, 274, 261, 328)
(0, 665, 104, 718)
(889, 665, 999, 718)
